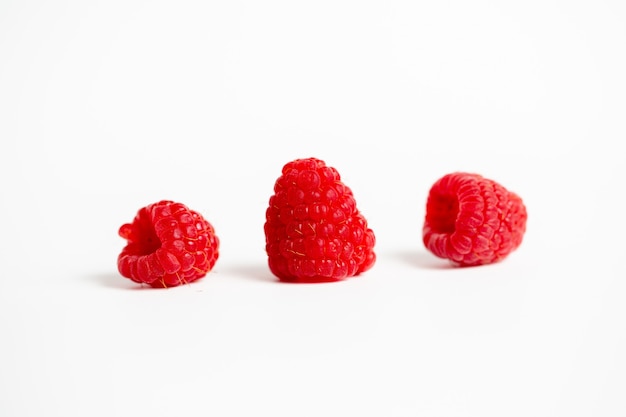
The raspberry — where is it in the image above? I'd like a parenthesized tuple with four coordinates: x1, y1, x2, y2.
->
(264, 157, 376, 283)
(422, 172, 527, 266)
(117, 200, 219, 288)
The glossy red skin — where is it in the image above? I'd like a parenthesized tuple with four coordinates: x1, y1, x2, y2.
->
(118, 200, 219, 288)
(265, 158, 376, 283)
(423, 172, 527, 266)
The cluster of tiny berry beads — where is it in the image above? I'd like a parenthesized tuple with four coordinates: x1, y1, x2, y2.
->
(422, 172, 527, 266)
(264, 158, 376, 283)
(117, 200, 219, 288)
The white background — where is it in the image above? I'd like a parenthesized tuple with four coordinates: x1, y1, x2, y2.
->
(1, 1, 625, 416)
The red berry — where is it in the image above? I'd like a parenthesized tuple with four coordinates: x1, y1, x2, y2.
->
(117, 200, 219, 288)
(422, 172, 527, 266)
(264, 157, 376, 283)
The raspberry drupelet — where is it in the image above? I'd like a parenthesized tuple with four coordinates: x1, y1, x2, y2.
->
(264, 157, 376, 283)
(117, 200, 219, 288)
(422, 172, 527, 266)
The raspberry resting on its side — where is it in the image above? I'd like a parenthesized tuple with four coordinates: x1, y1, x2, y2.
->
(264, 157, 376, 283)
(117, 200, 219, 288)
(422, 172, 527, 266)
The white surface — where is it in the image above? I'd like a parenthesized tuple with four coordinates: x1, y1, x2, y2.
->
(1, 1, 625, 416)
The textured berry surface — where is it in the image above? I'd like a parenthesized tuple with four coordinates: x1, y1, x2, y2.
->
(117, 200, 219, 288)
(264, 157, 376, 283)
(422, 172, 527, 266)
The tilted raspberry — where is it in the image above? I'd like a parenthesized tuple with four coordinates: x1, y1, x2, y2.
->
(264, 157, 376, 283)
(422, 172, 527, 266)
(117, 200, 219, 288)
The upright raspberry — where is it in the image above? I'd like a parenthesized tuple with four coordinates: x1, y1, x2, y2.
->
(264, 158, 376, 283)
(117, 200, 219, 288)
(422, 172, 527, 266)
